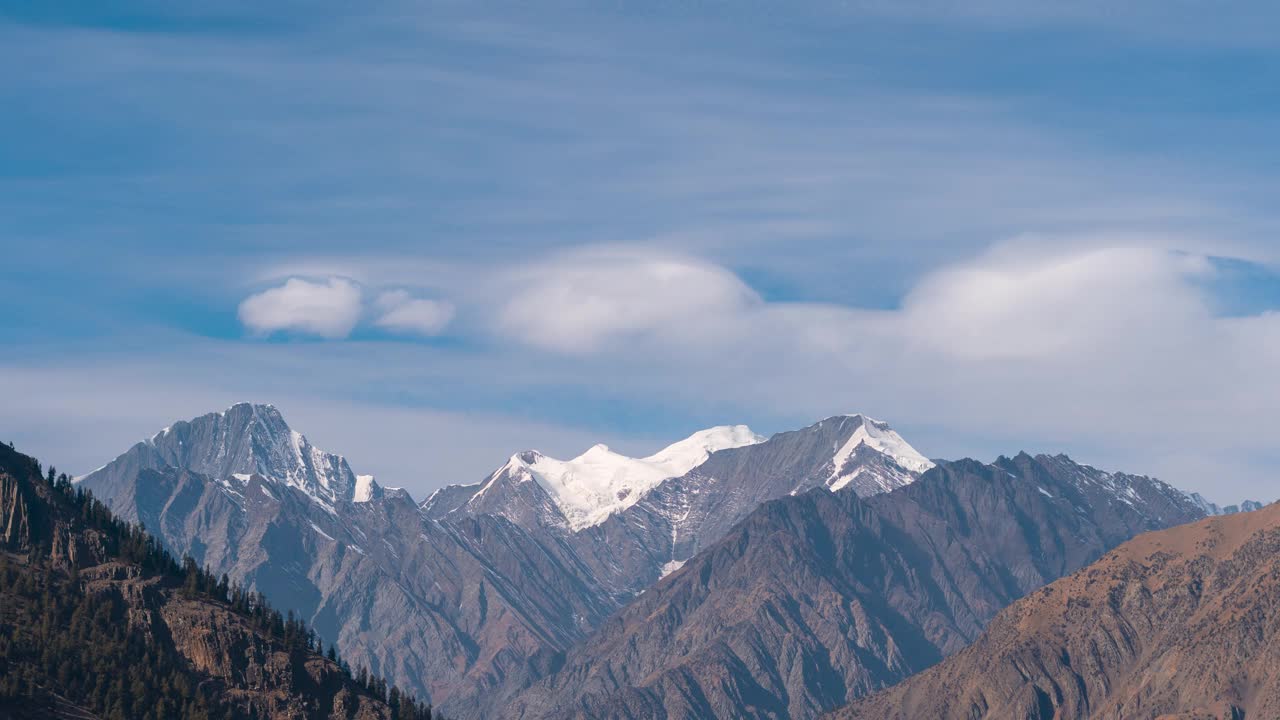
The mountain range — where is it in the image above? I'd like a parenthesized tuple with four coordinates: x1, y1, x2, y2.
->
(505, 454, 1205, 719)
(71, 402, 1248, 718)
(74, 405, 935, 716)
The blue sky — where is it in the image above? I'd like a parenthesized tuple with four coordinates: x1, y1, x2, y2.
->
(3, 1, 1280, 503)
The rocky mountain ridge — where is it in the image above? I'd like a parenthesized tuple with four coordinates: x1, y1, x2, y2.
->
(506, 452, 1207, 720)
(423, 414, 931, 536)
(1183, 491, 1264, 517)
(80, 403, 380, 510)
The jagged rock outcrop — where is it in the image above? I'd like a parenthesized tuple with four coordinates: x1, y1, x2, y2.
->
(0, 464, 35, 551)
(831, 500, 1280, 720)
(507, 453, 1206, 720)
(1184, 491, 1265, 517)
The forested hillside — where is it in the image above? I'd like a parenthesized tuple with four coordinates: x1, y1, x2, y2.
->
(0, 440, 439, 720)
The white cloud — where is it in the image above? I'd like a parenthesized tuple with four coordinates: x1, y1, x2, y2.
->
(896, 244, 1215, 359)
(495, 246, 761, 353)
(481, 240, 1280, 503)
(374, 290, 455, 336)
(238, 277, 363, 339)
(7, 239, 1280, 504)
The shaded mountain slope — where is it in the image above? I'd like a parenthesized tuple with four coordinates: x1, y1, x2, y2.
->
(832, 501, 1280, 720)
(507, 453, 1205, 720)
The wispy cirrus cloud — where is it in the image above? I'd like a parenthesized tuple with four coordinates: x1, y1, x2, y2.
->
(5, 1, 1280, 505)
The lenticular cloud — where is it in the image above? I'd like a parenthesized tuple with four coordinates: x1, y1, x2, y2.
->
(238, 276, 362, 339)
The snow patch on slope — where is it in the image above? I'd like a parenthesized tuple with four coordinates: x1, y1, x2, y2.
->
(659, 559, 686, 577)
(353, 475, 379, 503)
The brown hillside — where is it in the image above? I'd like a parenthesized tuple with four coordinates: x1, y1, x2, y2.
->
(832, 502, 1280, 720)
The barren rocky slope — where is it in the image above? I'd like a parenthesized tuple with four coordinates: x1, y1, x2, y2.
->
(507, 453, 1205, 719)
(832, 500, 1280, 720)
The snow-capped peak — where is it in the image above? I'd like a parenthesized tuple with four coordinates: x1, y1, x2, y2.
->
(646, 425, 764, 476)
(827, 414, 934, 492)
(122, 402, 368, 508)
(475, 425, 765, 531)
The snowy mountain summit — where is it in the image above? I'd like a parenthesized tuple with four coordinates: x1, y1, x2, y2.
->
(426, 414, 935, 537)
(82, 402, 381, 509)
(454, 425, 766, 531)
(824, 414, 934, 493)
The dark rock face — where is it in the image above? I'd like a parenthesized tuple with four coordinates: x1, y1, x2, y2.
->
(832, 501, 1280, 720)
(0, 442, 403, 720)
(506, 454, 1206, 720)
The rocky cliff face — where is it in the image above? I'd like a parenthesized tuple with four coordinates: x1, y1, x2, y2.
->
(84, 565, 396, 720)
(831, 500, 1280, 720)
(0, 441, 413, 720)
(506, 453, 1206, 720)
